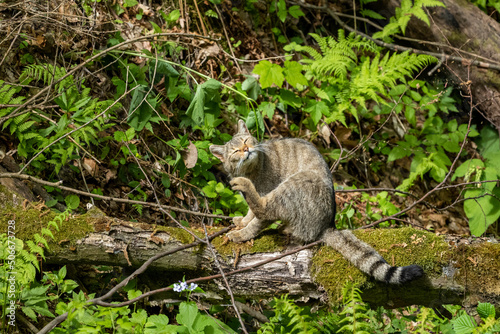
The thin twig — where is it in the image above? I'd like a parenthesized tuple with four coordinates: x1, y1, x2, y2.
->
(202, 224, 248, 333)
(0, 172, 231, 220)
(214, 4, 242, 73)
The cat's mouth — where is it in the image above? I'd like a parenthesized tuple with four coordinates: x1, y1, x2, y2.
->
(243, 148, 255, 161)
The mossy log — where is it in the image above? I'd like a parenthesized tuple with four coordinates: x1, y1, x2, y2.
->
(380, 0, 500, 128)
(1, 184, 499, 308)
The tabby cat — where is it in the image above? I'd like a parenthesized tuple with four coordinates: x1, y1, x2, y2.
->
(210, 120, 423, 284)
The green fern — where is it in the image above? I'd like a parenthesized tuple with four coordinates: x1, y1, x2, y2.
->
(21, 63, 71, 93)
(287, 31, 436, 123)
(294, 31, 376, 83)
(258, 295, 318, 334)
(338, 281, 373, 334)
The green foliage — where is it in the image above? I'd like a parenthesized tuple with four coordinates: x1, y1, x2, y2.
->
(258, 295, 318, 333)
(1, 65, 120, 175)
(373, 0, 446, 39)
(452, 126, 500, 236)
(468, 0, 500, 18)
(361, 191, 399, 226)
(338, 282, 372, 333)
(253, 31, 436, 127)
(259, 284, 500, 334)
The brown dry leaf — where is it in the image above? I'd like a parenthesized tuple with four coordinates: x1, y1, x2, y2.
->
(82, 158, 98, 177)
(182, 141, 198, 169)
(334, 127, 357, 149)
(105, 169, 117, 183)
(34, 35, 46, 48)
(196, 43, 221, 62)
(427, 213, 447, 228)
(59, 0, 81, 23)
(319, 124, 331, 145)
(137, 4, 153, 16)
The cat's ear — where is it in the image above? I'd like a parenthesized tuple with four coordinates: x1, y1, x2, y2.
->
(237, 119, 250, 135)
(209, 145, 225, 162)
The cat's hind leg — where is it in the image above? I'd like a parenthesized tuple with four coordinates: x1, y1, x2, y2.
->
(227, 217, 270, 243)
(233, 209, 255, 228)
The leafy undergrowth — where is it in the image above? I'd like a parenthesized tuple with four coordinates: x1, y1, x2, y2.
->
(1, 0, 499, 332)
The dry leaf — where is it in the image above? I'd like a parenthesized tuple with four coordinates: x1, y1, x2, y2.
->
(182, 141, 198, 168)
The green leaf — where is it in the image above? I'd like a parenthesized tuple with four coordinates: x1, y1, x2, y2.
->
(246, 110, 265, 133)
(123, 0, 138, 7)
(451, 313, 477, 334)
(279, 89, 302, 108)
(65, 194, 80, 210)
(464, 188, 500, 237)
(259, 101, 276, 119)
(452, 159, 484, 180)
(58, 266, 67, 279)
(253, 60, 284, 89)
(45, 199, 58, 208)
(305, 100, 329, 125)
(288, 5, 305, 18)
(283, 61, 308, 88)
(241, 76, 261, 100)
(128, 85, 155, 131)
(186, 79, 221, 126)
(360, 9, 385, 20)
(476, 125, 500, 161)
(388, 146, 410, 162)
(477, 302, 495, 319)
(277, 0, 287, 22)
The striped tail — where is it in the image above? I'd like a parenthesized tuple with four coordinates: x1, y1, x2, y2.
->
(322, 229, 423, 284)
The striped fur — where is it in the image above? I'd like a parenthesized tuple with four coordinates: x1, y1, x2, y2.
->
(210, 120, 423, 284)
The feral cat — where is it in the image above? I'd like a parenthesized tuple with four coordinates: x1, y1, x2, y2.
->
(210, 120, 423, 284)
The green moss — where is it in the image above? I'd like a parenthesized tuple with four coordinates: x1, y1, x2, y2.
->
(212, 229, 286, 258)
(311, 227, 450, 303)
(152, 225, 200, 244)
(453, 242, 500, 297)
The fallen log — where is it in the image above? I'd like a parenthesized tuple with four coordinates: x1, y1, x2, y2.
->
(1, 184, 498, 308)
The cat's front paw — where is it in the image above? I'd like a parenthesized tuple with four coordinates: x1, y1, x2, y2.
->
(230, 177, 253, 193)
(227, 229, 253, 243)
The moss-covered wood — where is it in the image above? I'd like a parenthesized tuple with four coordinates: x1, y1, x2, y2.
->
(1, 183, 499, 308)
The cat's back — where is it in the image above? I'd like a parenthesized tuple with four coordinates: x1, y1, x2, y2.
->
(262, 138, 331, 178)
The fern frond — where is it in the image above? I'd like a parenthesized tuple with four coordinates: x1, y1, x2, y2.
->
(26, 240, 45, 259)
(34, 233, 49, 250)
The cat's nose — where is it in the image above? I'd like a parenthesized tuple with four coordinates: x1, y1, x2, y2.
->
(243, 146, 249, 152)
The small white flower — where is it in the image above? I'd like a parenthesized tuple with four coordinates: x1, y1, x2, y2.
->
(173, 283, 182, 292)
(188, 283, 198, 291)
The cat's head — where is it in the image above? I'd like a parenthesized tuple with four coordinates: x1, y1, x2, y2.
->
(210, 120, 260, 176)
